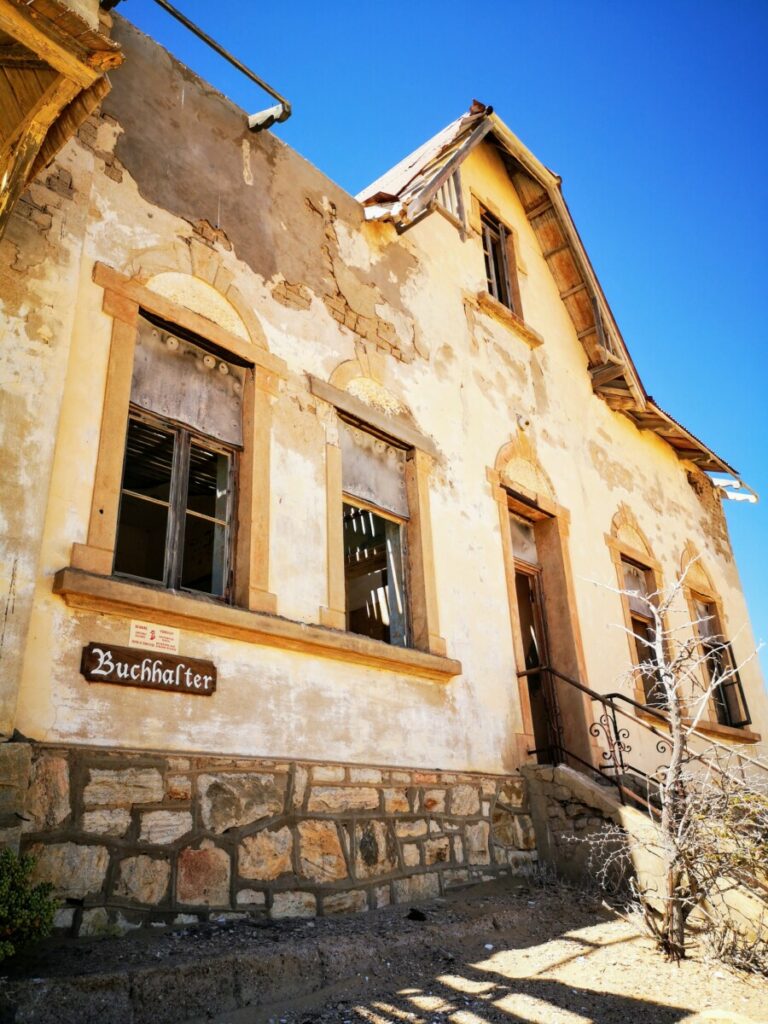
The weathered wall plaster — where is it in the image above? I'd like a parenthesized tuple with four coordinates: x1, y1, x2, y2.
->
(2, 16, 766, 804)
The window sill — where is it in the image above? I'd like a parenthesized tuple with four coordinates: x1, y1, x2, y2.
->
(53, 568, 462, 683)
(475, 291, 544, 349)
(635, 706, 761, 744)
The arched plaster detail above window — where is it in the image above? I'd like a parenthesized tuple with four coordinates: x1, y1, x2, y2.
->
(610, 503, 653, 559)
(120, 241, 268, 349)
(146, 272, 250, 341)
(329, 355, 410, 421)
(680, 541, 714, 594)
(494, 432, 556, 503)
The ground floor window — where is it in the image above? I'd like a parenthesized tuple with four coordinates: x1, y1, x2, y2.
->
(114, 410, 237, 599)
(621, 556, 667, 708)
(343, 500, 407, 646)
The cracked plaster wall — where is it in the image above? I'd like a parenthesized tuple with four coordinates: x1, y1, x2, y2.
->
(3, 17, 766, 772)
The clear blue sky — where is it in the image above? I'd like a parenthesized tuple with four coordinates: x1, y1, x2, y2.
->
(119, 0, 767, 674)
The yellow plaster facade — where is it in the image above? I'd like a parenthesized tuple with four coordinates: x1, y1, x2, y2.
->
(2, 17, 766, 789)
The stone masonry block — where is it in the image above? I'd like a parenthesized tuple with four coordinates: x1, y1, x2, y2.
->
(271, 891, 316, 919)
(28, 842, 109, 899)
(81, 808, 131, 837)
(323, 890, 367, 915)
(450, 786, 481, 816)
(139, 810, 192, 845)
(355, 822, 397, 879)
(307, 787, 379, 813)
(115, 855, 170, 904)
(177, 841, 230, 906)
(239, 827, 293, 880)
(83, 768, 163, 808)
(298, 820, 347, 882)
(199, 773, 285, 833)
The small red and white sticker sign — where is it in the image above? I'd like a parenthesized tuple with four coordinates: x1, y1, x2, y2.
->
(128, 620, 180, 654)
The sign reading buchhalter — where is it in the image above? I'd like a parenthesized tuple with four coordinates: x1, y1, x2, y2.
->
(81, 643, 216, 696)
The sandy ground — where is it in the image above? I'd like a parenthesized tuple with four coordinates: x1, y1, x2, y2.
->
(216, 888, 768, 1024)
(3, 880, 766, 1024)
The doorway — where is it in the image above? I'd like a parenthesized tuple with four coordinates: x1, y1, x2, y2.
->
(514, 566, 558, 763)
(506, 497, 591, 768)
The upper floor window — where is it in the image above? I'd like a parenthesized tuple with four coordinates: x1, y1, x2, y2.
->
(113, 315, 244, 601)
(481, 207, 519, 314)
(692, 596, 751, 729)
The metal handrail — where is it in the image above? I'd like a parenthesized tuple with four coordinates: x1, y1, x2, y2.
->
(518, 664, 768, 800)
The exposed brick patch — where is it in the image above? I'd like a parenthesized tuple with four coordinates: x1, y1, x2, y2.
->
(193, 219, 232, 251)
(272, 280, 312, 311)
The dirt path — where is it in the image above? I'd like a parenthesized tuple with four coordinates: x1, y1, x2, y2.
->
(2, 880, 765, 1024)
(213, 888, 767, 1024)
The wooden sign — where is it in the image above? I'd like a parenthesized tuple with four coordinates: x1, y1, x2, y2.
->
(81, 643, 216, 696)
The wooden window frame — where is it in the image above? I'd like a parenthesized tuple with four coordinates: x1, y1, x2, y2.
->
(342, 494, 409, 648)
(71, 262, 282, 615)
(684, 587, 751, 731)
(114, 407, 238, 601)
(605, 533, 665, 708)
(309, 377, 447, 659)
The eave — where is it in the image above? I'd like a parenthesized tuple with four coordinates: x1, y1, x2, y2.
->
(0, 0, 123, 238)
(359, 106, 741, 479)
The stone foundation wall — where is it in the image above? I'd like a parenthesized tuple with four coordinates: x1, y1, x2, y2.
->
(522, 765, 621, 883)
(17, 743, 536, 937)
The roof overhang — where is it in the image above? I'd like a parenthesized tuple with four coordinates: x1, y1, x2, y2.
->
(358, 103, 744, 483)
(0, 0, 123, 238)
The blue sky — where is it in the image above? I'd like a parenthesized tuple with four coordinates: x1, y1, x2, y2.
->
(120, 1, 768, 674)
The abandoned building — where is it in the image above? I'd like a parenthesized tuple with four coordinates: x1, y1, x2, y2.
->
(1, 0, 766, 936)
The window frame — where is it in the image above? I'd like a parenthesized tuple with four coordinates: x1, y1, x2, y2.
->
(309, 375, 447, 658)
(620, 555, 666, 709)
(605, 530, 666, 709)
(342, 493, 410, 648)
(113, 406, 239, 602)
(71, 262, 282, 615)
(687, 589, 751, 730)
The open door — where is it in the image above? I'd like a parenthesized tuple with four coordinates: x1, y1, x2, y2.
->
(506, 498, 593, 768)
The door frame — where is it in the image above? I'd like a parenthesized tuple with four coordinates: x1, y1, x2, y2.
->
(488, 466, 601, 770)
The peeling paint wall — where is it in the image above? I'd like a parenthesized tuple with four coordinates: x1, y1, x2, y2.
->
(3, 15, 766, 789)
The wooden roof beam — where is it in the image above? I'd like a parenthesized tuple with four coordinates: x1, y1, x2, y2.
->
(0, 0, 118, 88)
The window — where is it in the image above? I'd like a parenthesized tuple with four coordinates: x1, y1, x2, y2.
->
(112, 314, 244, 601)
(481, 207, 518, 313)
(692, 597, 751, 729)
(339, 419, 409, 647)
(114, 413, 236, 598)
(343, 501, 407, 645)
(621, 556, 666, 708)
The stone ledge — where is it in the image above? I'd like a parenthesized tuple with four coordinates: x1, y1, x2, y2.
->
(474, 291, 544, 348)
(52, 568, 462, 682)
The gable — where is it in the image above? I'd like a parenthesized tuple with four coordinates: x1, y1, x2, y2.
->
(358, 104, 740, 480)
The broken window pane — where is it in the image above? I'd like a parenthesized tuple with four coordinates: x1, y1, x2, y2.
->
(343, 502, 407, 646)
(482, 209, 512, 310)
(622, 558, 652, 617)
(114, 418, 175, 582)
(509, 512, 538, 565)
(181, 443, 231, 596)
(113, 413, 236, 599)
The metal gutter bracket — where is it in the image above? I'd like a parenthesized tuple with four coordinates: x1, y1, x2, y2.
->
(248, 102, 291, 133)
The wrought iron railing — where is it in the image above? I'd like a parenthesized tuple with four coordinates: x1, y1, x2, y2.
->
(518, 665, 768, 813)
